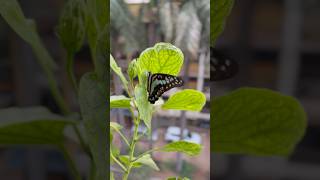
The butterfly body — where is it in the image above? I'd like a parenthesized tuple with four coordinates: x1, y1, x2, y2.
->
(210, 47, 238, 81)
(147, 72, 184, 104)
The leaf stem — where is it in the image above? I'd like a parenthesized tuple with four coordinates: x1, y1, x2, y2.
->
(111, 152, 127, 172)
(72, 125, 91, 156)
(59, 145, 82, 180)
(117, 130, 130, 147)
(123, 106, 140, 180)
(66, 52, 79, 92)
(132, 148, 160, 162)
(45, 67, 70, 115)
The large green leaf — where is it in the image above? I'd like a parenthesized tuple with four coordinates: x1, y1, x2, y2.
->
(79, 72, 107, 180)
(0, 107, 73, 145)
(211, 88, 307, 155)
(211, 0, 234, 46)
(162, 89, 206, 111)
(137, 43, 184, 77)
(161, 141, 202, 156)
(110, 95, 131, 109)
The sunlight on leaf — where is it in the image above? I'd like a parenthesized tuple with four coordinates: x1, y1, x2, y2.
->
(162, 89, 206, 111)
(110, 95, 131, 109)
(161, 141, 202, 156)
(211, 88, 307, 156)
(137, 42, 184, 77)
(110, 122, 123, 132)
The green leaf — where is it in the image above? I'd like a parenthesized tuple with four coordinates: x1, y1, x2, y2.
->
(110, 95, 131, 109)
(110, 122, 123, 132)
(128, 59, 138, 82)
(162, 89, 206, 111)
(0, 0, 56, 70)
(110, 54, 129, 92)
(118, 155, 129, 166)
(79, 72, 107, 180)
(85, 0, 108, 51)
(137, 42, 184, 77)
(134, 84, 153, 130)
(0, 0, 70, 114)
(0, 107, 73, 145)
(57, 0, 86, 54)
(135, 154, 160, 171)
(86, 0, 108, 31)
(161, 141, 202, 156)
(211, 0, 234, 46)
(110, 130, 120, 165)
(211, 88, 307, 156)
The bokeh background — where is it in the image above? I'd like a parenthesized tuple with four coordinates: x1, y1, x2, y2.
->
(212, 0, 320, 179)
(0, 1, 94, 179)
(110, 0, 210, 179)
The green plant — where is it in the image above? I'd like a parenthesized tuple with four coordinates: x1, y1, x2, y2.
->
(0, 0, 107, 180)
(110, 43, 205, 180)
(211, 0, 307, 156)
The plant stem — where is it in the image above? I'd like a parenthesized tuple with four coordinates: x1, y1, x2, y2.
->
(66, 52, 78, 92)
(123, 106, 140, 180)
(60, 145, 82, 180)
(111, 152, 127, 172)
(117, 130, 130, 147)
(132, 148, 160, 162)
(73, 125, 91, 156)
(46, 67, 70, 115)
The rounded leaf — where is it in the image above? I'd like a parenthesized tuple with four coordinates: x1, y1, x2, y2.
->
(211, 88, 307, 156)
(161, 141, 202, 156)
(162, 89, 206, 111)
(137, 42, 184, 76)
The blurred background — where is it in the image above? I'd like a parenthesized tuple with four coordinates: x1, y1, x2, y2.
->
(110, 0, 210, 179)
(0, 1, 93, 179)
(212, 0, 320, 179)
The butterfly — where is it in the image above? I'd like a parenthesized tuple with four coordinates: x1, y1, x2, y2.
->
(210, 47, 238, 81)
(147, 72, 184, 104)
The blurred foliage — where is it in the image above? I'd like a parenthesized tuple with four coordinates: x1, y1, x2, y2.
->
(110, 0, 210, 58)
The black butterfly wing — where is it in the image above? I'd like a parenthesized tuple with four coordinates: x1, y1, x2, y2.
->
(210, 47, 238, 81)
(147, 73, 184, 104)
